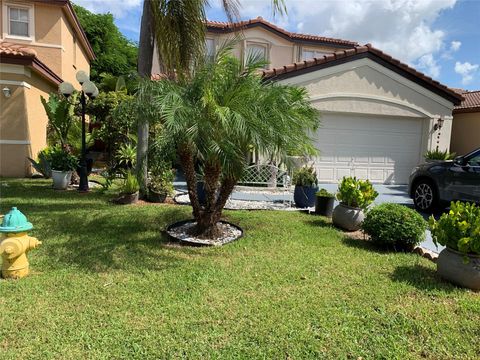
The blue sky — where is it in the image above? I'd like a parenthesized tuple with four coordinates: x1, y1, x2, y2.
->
(74, 0, 480, 90)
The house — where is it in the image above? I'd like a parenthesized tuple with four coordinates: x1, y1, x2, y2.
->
(0, 0, 94, 177)
(152, 17, 463, 185)
(450, 90, 480, 155)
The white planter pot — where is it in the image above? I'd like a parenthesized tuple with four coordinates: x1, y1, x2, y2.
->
(437, 248, 480, 290)
(332, 203, 364, 231)
(52, 170, 72, 190)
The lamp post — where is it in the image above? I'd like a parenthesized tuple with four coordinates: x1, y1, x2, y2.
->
(59, 71, 99, 192)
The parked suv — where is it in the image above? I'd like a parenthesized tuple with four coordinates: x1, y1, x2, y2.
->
(409, 148, 480, 212)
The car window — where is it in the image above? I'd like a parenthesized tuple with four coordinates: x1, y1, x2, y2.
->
(468, 155, 480, 167)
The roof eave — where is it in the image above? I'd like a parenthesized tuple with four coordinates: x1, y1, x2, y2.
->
(1, 54, 63, 86)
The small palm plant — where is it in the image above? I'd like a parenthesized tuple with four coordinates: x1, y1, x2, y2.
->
(141, 45, 319, 238)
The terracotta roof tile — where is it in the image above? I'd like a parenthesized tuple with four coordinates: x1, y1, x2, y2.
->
(262, 44, 463, 105)
(0, 42, 37, 57)
(207, 17, 358, 47)
(454, 90, 480, 112)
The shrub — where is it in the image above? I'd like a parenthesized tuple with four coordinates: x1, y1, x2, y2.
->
(148, 162, 175, 196)
(425, 149, 456, 161)
(336, 177, 378, 209)
(429, 201, 480, 254)
(316, 188, 334, 198)
(362, 203, 426, 250)
(292, 166, 318, 187)
(28, 147, 53, 178)
(49, 147, 78, 172)
(121, 171, 139, 194)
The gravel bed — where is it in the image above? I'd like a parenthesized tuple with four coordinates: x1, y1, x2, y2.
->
(167, 220, 242, 246)
(174, 193, 302, 211)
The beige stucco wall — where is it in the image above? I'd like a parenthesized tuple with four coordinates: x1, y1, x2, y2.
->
(450, 111, 480, 155)
(0, 69, 54, 177)
(279, 58, 455, 157)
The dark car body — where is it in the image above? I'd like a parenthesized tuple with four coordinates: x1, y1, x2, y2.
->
(409, 148, 480, 211)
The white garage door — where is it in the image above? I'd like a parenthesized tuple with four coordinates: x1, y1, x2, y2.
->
(314, 113, 423, 184)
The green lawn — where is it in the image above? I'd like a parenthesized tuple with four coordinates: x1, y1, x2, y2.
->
(0, 179, 479, 359)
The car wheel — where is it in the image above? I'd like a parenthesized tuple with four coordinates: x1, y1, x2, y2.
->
(413, 180, 438, 212)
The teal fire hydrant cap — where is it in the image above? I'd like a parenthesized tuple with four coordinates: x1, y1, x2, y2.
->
(0, 207, 33, 233)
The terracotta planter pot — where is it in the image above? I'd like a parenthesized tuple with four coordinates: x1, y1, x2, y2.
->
(437, 247, 480, 290)
(51, 170, 72, 190)
(332, 203, 364, 231)
(115, 192, 139, 205)
(315, 196, 335, 217)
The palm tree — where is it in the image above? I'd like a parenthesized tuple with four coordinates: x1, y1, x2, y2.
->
(136, 0, 286, 195)
(141, 47, 318, 238)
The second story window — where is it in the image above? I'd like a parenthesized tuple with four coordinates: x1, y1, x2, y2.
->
(246, 43, 268, 68)
(8, 6, 30, 38)
(206, 38, 215, 62)
(302, 49, 330, 61)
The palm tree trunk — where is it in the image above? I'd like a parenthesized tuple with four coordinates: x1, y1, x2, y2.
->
(178, 145, 201, 219)
(136, 0, 154, 196)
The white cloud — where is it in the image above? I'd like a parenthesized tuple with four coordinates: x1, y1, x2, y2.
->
(416, 54, 440, 78)
(455, 61, 479, 85)
(211, 0, 458, 79)
(450, 41, 462, 52)
(73, 0, 142, 18)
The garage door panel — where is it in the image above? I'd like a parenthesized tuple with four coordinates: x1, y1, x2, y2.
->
(315, 114, 422, 184)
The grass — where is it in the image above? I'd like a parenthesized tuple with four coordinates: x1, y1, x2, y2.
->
(0, 178, 479, 359)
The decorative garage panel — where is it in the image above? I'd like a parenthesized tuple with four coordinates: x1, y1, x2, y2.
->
(314, 113, 423, 184)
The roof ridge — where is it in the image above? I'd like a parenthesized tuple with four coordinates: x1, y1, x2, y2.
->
(262, 43, 463, 105)
(206, 17, 358, 46)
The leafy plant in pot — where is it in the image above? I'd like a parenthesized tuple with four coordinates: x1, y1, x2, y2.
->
(49, 147, 78, 190)
(332, 177, 378, 231)
(292, 166, 319, 208)
(116, 171, 140, 204)
(429, 201, 480, 290)
(148, 165, 175, 203)
(315, 189, 335, 217)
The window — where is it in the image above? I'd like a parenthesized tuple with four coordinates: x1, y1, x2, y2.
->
(302, 49, 330, 60)
(8, 6, 30, 37)
(246, 43, 268, 68)
(73, 36, 77, 68)
(206, 38, 215, 62)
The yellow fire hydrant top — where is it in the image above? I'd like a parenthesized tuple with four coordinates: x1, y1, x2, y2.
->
(0, 207, 41, 279)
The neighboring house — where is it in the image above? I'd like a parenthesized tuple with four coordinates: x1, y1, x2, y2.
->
(153, 17, 462, 185)
(450, 90, 480, 155)
(0, 0, 94, 177)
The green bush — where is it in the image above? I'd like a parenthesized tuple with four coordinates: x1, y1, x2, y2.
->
(148, 162, 175, 196)
(28, 147, 53, 178)
(429, 201, 480, 254)
(292, 166, 318, 187)
(121, 171, 139, 194)
(316, 188, 334, 198)
(336, 177, 378, 209)
(49, 147, 78, 172)
(362, 203, 427, 250)
(425, 149, 456, 160)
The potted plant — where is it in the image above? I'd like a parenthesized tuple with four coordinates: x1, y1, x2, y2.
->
(429, 201, 480, 290)
(148, 167, 175, 203)
(116, 171, 140, 204)
(49, 147, 78, 190)
(292, 166, 319, 208)
(332, 176, 378, 231)
(315, 189, 335, 217)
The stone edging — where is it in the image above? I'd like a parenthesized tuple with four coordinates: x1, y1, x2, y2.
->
(413, 246, 439, 262)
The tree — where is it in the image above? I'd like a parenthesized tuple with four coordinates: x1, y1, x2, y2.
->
(135, 0, 286, 195)
(141, 48, 319, 238)
(73, 4, 138, 82)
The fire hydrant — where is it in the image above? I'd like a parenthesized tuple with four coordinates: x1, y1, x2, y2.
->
(0, 207, 41, 279)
